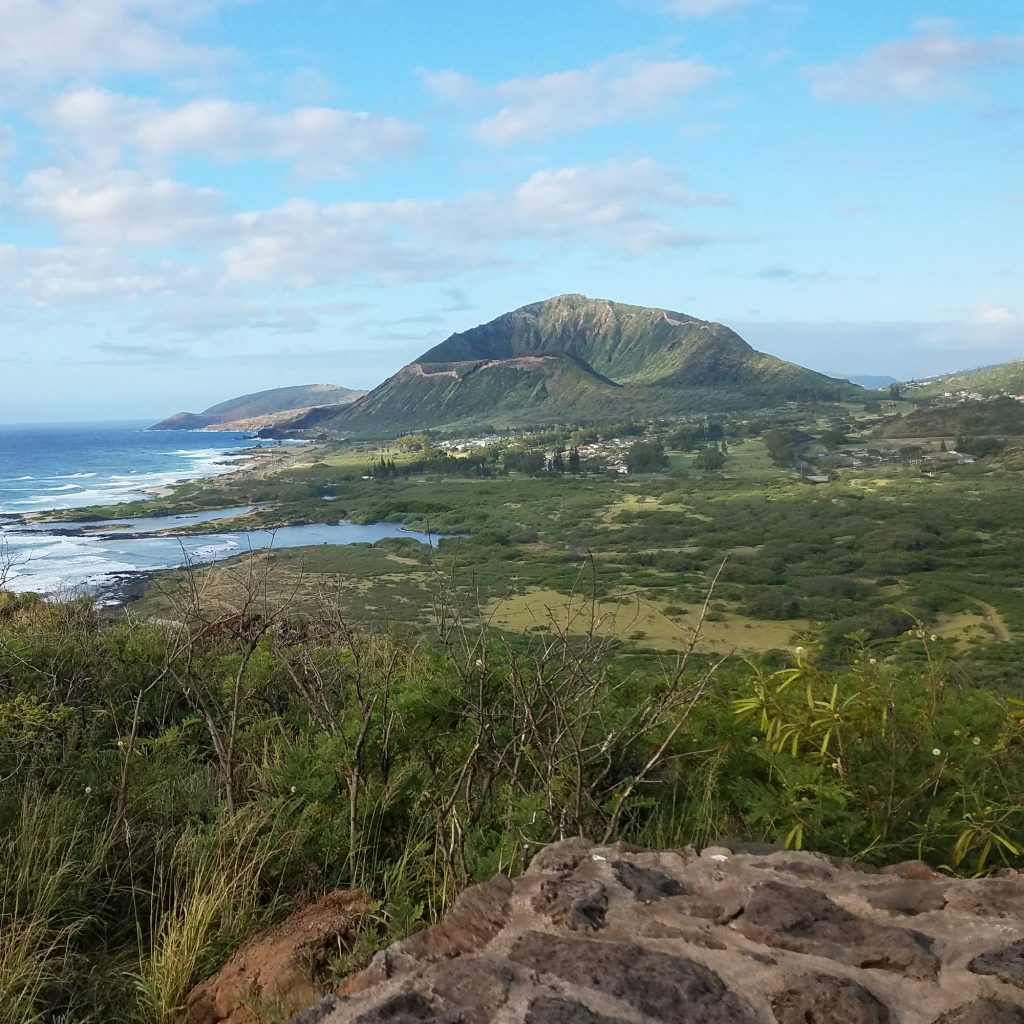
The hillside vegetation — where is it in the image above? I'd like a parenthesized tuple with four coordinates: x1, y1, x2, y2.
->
(0, 581, 1020, 1022)
(880, 396, 1024, 438)
(908, 358, 1024, 398)
(306, 296, 859, 435)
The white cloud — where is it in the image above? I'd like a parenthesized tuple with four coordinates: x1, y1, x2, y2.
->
(0, 0, 229, 90)
(23, 166, 226, 245)
(3, 158, 732, 315)
(422, 52, 717, 145)
(5, 246, 177, 302)
(655, 0, 758, 15)
(809, 20, 1024, 103)
(220, 158, 729, 286)
(47, 88, 425, 180)
(974, 304, 1024, 326)
(508, 160, 728, 250)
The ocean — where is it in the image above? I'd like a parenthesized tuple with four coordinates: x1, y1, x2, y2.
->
(0, 422, 435, 599)
(0, 420, 270, 514)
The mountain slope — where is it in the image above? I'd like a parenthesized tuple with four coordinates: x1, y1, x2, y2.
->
(879, 396, 1024, 438)
(312, 295, 857, 435)
(150, 384, 366, 431)
(908, 359, 1024, 398)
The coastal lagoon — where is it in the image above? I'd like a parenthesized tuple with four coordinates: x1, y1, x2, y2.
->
(0, 422, 439, 599)
(2, 514, 441, 599)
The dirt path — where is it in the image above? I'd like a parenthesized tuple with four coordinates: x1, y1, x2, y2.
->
(972, 598, 1012, 641)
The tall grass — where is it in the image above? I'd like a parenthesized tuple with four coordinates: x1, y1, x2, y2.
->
(0, 792, 111, 1024)
(136, 807, 290, 1024)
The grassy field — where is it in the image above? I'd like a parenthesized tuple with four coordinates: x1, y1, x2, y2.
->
(94, 421, 1020, 685)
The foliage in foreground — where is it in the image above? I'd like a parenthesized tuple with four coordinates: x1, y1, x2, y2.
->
(0, 578, 1021, 1022)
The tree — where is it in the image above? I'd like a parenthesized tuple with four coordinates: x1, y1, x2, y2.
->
(763, 427, 807, 467)
(505, 449, 547, 475)
(956, 436, 1004, 458)
(821, 427, 849, 449)
(550, 450, 566, 474)
(568, 447, 581, 475)
(625, 440, 668, 474)
(695, 445, 726, 472)
(394, 433, 431, 453)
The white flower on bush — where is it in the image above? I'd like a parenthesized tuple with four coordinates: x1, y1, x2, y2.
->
(794, 646, 806, 658)
(932, 748, 942, 756)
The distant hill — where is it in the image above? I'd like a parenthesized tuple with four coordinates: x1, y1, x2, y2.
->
(150, 384, 366, 432)
(299, 295, 859, 436)
(906, 359, 1024, 398)
(879, 396, 1024, 438)
(843, 374, 898, 389)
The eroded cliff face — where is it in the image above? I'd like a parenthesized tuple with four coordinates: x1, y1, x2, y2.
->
(297, 840, 1024, 1024)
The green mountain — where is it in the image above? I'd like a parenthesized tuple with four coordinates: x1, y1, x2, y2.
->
(907, 359, 1024, 398)
(312, 295, 858, 435)
(150, 384, 365, 431)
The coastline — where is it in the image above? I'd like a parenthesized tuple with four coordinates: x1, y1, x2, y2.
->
(0, 436, 324, 602)
(139, 445, 298, 500)
(18, 440, 311, 526)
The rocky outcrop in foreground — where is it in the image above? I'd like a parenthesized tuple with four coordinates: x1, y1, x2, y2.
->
(298, 840, 1024, 1024)
(181, 890, 369, 1024)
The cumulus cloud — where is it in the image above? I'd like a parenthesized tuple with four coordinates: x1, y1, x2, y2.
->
(47, 88, 425, 180)
(4, 245, 177, 302)
(0, 0, 229, 91)
(3, 158, 733, 313)
(221, 158, 729, 286)
(22, 166, 226, 246)
(422, 52, 717, 145)
(809, 20, 1024, 103)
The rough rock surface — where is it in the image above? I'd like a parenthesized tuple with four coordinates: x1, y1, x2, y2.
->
(179, 890, 369, 1024)
(295, 841, 1024, 1024)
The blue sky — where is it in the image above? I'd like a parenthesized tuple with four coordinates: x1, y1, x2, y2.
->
(0, 0, 1021, 420)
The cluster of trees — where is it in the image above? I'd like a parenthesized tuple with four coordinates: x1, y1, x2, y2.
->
(371, 451, 498, 479)
(502, 447, 583, 476)
(956, 436, 1005, 458)
(763, 426, 811, 467)
(667, 419, 727, 451)
(695, 443, 727, 472)
(625, 440, 668, 474)
(381, 438, 611, 480)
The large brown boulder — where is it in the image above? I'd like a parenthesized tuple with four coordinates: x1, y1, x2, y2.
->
(294, 842, 1024, 1024)
(178, 889, 369, 1024)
